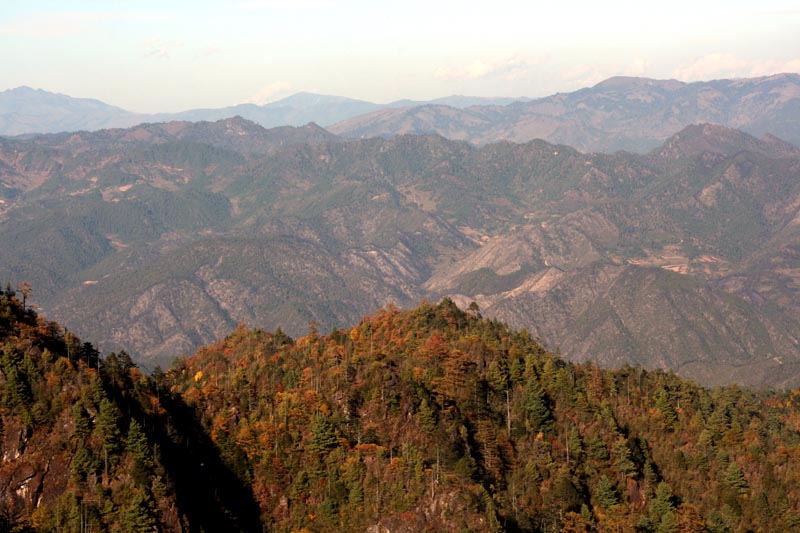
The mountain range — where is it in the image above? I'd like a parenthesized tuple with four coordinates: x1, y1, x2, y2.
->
(1, 116, 800, 388)
(3, 74, 799, 155)
(0, 86, 528, 137)
(330, 73, 800, 152)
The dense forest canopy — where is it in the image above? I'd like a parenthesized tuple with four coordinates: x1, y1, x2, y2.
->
(2, 288, 800, 531)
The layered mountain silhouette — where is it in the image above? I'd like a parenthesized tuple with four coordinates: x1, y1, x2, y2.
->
(0, 86, 528, 136)
(331, 73, 800, 152)
(4, 74, 799, 155)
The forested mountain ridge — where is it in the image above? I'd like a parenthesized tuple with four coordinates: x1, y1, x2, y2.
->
(0, 287, 263, 531)
(4, 294, 800, 531)
(2, 118, 800, 387)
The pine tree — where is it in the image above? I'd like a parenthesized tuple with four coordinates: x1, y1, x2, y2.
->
(70, 444, 94, 483)
(649, 481, 675, 525)
(724, 462, 748, 495)
(587, 434, 610, 462)
(567, 426, 584, 462)
(126, 420, 153, 487)
(655, 509, 678, 533)
(596, 475, 619, 509)
(654, 388, 677, 429)
(612, 437, 636, 479)
(96, 398, 123, 476)
(122, 490, 157, 533)
(72, 403, 91, 440)
(308, 412, 339, 453)
(418, 398, 437, 434)
(523, 379, 551, 433)
(1, 345, 33, 418)
(486, 361, 508, 392)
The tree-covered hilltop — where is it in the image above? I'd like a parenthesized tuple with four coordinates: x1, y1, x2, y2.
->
(170, 298, 800, 532)
(0, 287, 261, 532)
(3, 292, 800, 531)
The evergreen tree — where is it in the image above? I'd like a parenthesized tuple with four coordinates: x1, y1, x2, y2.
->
(654, 388, 677, 429)
(486, 361, 508, 392)
(72, 403, 91, 440)
(587, 434, 610, 462)
(596, 475, 619, 509)
(126, 420, 153, 487)
(724, 462, 748, 495)
(649, 481, 675, 525)
(567, 426, 584, 461)
(1, 345, 33, 419)
(612, 437, 637, 479)
(655, 509, 677, 533)
(70, 444, 94, 483)
(418, 398, 437, 434)
(308, 412, 339, 453)
(96, 398, 123, 474)
(523, 379, 551, 433)
(122, 490, 158, 533)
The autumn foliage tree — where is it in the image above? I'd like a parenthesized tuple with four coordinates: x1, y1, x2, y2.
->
(5, 292, 800, 532)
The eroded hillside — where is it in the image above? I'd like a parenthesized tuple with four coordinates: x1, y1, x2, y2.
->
(1, 119, 800, 386)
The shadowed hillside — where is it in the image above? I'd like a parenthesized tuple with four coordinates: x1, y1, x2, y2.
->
(0, 288, 261, 531)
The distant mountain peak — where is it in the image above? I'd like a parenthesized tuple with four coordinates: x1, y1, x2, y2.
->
(2, 86, 74, 97)
(751, 72, 800, 83)
(266, 91, 373, 109)
(218, 115, 262, 128)
(656, 123, 797, 160)
(299, 121, 327, 132)
(4, 85, 38, 94)
(592, 76, 685, 91)
(2, 85, 111, 103)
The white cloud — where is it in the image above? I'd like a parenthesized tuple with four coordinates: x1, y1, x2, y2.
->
(748, 58, 800, 77)
(560, 64, 607, 89)
(558, 58, 652, 90)
(623, 58, 649, 77)
(196, 45, 225, 59)
(435, 55, 541, 82)
(672, 53, 749, 81)
(673, 53, 800, 81)
(144, 39, 184, 60)
(247, 81, 294, 104)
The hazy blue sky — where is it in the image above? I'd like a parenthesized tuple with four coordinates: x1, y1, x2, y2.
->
(2, 0, 799, 112)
